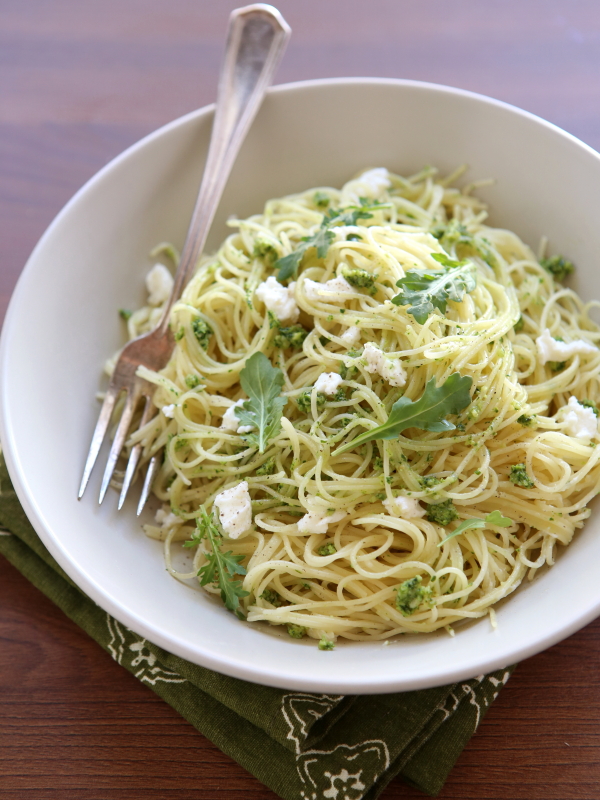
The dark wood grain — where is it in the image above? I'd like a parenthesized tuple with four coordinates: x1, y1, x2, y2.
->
(2, 1, 600, 797)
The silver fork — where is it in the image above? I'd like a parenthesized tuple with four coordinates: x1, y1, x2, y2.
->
(78, 4, 291, 514)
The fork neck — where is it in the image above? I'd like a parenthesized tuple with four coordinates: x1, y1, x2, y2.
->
(155, 5, 290, 338)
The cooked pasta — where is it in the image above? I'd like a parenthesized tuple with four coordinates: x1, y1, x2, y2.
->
(115, 165, 600, 645)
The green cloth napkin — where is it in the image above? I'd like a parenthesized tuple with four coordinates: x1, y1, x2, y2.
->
(0, 455, 512, 799)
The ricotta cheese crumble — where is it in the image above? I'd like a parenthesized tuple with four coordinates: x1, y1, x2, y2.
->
(214, 481, 253, 539)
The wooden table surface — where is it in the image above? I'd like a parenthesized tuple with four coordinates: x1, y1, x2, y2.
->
(2, 2, 600, 798)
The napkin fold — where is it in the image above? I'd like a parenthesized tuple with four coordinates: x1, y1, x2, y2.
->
(0, 456, 512, 799)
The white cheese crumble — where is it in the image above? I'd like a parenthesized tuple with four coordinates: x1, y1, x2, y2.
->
(255, 276, 299, 323)
(162, 404, 176, 418)
(221, 399, 254, 434)
(340, 326, 361, 346)
(362, 342, 407, 387)
(561, 396, 598, 441)
(297, 508, 346, 535)
(146, 263, 174, 306)
(155, 508, 181, 528)
(314, 372, 344, 395)
(214, 481, 253, 539)
(304, 275, 356, 302)
(383, 496, 425, 518)
(340, 167, 391, 206)
(535, 328, 596, 365)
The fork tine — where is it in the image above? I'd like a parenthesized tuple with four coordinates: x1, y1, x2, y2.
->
(117, 395, 155, 510)
(137, 453, 161, 516)
(98, 389, 139, 504)
(78, 387, 120, 500)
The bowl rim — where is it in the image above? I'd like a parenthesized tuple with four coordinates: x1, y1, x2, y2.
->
(3, 76, 600, 693)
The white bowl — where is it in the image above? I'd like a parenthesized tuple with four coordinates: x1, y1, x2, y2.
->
(3, 78, 600, 694)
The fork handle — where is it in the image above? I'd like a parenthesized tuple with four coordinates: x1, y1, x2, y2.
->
(157, 4, 291, 335)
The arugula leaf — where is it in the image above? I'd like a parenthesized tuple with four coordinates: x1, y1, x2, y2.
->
(431, 253, 466, 268)
(391, 253, 477, 324)
(309, 225, 337, 257)
(275, 230, 335, 282)
(273, 251, 304, 283)
(437, 510, 513, 547)
(275, 199, 385, 282)
(485, 510, 512, 527)
(334, 372, 472, 455)
(235, 352, 288, 453)
(322, 197, 381, 227)
(185, 506, 249, 615)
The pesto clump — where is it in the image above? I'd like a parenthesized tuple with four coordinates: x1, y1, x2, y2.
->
(340, 362, 358, 380)
(260, 588, 284, 607)
(273, 324, 309, 349)
(318, 638, 335, 651)
(426, 499, 458, 526)
(256, 457, 276, 476)
(509, 463, 534, 488)
(253, 237, 279, 265)
(192, 318, 213, 349)
(185, 374, 202, 389)
(287, 624, 306, 639)
(297, 390, 326, 413)
(548, 360, 566, 372)
(341, 266, 376, 289)
(313, 191, 330, 208)
(340, 348, 361, 380)
(540, 255, 574, 282)
(517, 414, 535, 427)
(332, 387, 347, 402)
(318, 543, 337, 556)
(395, 576, 433, 616)
(420, 475, 442, 489)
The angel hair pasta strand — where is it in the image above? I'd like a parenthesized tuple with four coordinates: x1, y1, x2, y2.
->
(111, 166, 600, 645)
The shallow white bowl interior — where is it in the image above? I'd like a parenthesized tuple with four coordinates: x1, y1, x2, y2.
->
(3, 78, 600, 694)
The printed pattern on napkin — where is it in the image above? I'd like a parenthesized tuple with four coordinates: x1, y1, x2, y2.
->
(106, 614, 187, 685)
(0, 452, 514, 800)
(282, 693, 389, 800)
